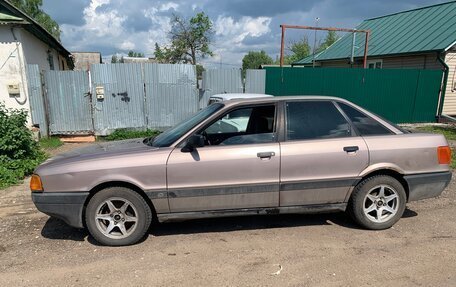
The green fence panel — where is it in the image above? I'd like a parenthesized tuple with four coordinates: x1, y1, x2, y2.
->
(265, 67, 443, 123)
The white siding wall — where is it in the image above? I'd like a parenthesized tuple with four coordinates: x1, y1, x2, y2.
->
(319, 53, 441, 69)
(19, 28, 60, 71)
(442, 52, 456, 115)
(0, 26, 31, 122)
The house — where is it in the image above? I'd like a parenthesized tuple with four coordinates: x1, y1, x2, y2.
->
(293, 1, 456, 115)
(0, 0, 71, 121)
(72, 52, 102, 71)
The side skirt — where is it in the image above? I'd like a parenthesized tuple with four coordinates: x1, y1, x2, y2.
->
(157, 203, 347, 223)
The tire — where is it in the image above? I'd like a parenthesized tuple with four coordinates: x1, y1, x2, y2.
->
(85, 187, 152, 246)
(348, 175, 406, 230)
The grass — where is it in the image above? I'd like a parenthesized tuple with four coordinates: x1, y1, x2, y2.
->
(104, 129, 161, 141)
(415, 125, 456, 168)
(415, 125, 456, 141)
(39, 137, 63, 149)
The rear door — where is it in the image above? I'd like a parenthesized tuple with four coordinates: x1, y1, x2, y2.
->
(279, 100, 369, 206)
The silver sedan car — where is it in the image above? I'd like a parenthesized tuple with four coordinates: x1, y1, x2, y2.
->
(31, 96, 452, 246)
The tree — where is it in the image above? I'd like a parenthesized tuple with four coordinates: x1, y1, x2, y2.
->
(242, 51, 273, 73)
(111, 54, 124, 63)
(127, 50, 144, 58)
(10, 0, 61, 41)
(316, 31, 339, 53)
(196, 64, 204, 79)
(285, 37, 311, 64)
(154, 12, 213, 65)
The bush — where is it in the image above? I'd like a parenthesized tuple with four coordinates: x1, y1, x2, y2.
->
(0, 103, 46, 188)
(104, 129, 160, 141)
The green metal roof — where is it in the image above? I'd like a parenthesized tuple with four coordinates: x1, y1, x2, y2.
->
(294, 1, 456, 65)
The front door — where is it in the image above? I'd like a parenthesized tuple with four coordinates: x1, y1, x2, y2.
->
(167, 104, 280, 212)
(279, 100, 369, 206)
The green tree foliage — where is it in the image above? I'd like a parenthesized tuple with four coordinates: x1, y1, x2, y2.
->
(111, 54, 124, 63)
(284, 37, 311, 64)
(196, 64, 205, 79)
(316, 31, 339, 53)
(154, 12, 213, 65)
(242, 51, 274, 74)
(127, 50, 145, 58)
(0, 103, 46, 188)
(10, 0, 61, 41)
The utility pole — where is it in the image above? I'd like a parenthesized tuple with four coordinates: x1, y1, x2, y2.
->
(312, 17, 320, 68)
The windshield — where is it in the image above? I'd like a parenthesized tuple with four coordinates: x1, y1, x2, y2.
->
(149, 103, 223, 147)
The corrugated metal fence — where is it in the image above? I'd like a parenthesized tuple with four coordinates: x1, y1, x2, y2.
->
(27, 64, 265, 136)
(26, 65, 47, 136)
(45, 70, 92, 134)
(245, 70, 266, 94)
(265, 67, 443, 123)
(200, 69, 243, 108)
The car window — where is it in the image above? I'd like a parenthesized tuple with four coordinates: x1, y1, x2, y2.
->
(151, 103, 223, 147)
(337, 102, 393, 136)
(202, 105, 275, 146)
(286, 101, 351, 141)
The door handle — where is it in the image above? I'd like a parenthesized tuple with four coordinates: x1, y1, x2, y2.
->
(257, 152, 275, 159)
(343, 146, 359, 153)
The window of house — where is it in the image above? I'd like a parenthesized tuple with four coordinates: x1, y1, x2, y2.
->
(202, 105, 276, 146)
(337, 102, 393, 136)
(47, 52, 54, 70)
(367, 59, 382, 69)
(285, 101, 351, 141)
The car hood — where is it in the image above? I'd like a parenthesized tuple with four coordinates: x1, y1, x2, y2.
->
(39, 138, 158, 168)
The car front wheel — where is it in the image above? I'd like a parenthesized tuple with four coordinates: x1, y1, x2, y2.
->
(85, 187, 152, 246)
(348, 175, 406, 230)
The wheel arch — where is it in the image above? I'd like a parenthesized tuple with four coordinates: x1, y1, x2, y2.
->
(354, 169, 410, 201)
(82, 181, 157, 227)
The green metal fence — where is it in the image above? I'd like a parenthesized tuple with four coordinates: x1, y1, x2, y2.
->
(265, 67, 443, 123)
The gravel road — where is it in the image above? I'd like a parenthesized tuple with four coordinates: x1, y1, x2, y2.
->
(0, 143, 455, 286)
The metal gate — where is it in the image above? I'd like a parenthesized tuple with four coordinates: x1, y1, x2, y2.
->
(44, 70, 92, 134)
(27, 65, 48, 136)
(90, 63, 146, 135)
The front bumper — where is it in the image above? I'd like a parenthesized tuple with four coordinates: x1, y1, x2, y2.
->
(32, 192, 89, 228)
(404, 171, 452, 202)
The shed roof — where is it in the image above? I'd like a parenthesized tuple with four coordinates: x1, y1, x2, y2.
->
(295, 1, 456, 65)
(0, 0, 71, 57)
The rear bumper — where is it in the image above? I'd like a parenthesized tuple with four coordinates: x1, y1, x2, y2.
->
(404, 171, 452, 202)
(32, 192, 89, 228)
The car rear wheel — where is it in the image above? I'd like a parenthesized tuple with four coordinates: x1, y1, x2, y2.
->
(85, 187, 152, 246)
(348, 175, 406, 230)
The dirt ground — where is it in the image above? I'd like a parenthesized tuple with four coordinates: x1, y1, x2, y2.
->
(1, 143, 455, 287)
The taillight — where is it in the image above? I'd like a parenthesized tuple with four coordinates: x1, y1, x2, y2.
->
(437, 146, 452, 165)
(30, 174, 43, 192)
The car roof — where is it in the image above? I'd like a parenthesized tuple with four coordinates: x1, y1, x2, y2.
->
(221, 95, 351, 106)
(209, 93, 274, 100)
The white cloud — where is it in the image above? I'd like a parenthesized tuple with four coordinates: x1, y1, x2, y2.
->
(159, 2, 179, 11)
(59, 0, 173, 57)
(215, 16, 271, 44)
(118, 40, 135, 50)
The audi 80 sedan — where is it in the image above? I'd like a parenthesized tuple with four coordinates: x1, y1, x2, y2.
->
(30, 96, 452, 246)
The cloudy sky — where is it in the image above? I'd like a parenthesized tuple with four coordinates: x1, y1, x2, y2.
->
(42, 0, 446, 68)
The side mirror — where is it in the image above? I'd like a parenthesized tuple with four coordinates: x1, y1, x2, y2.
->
(181, 134, 205, 152)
